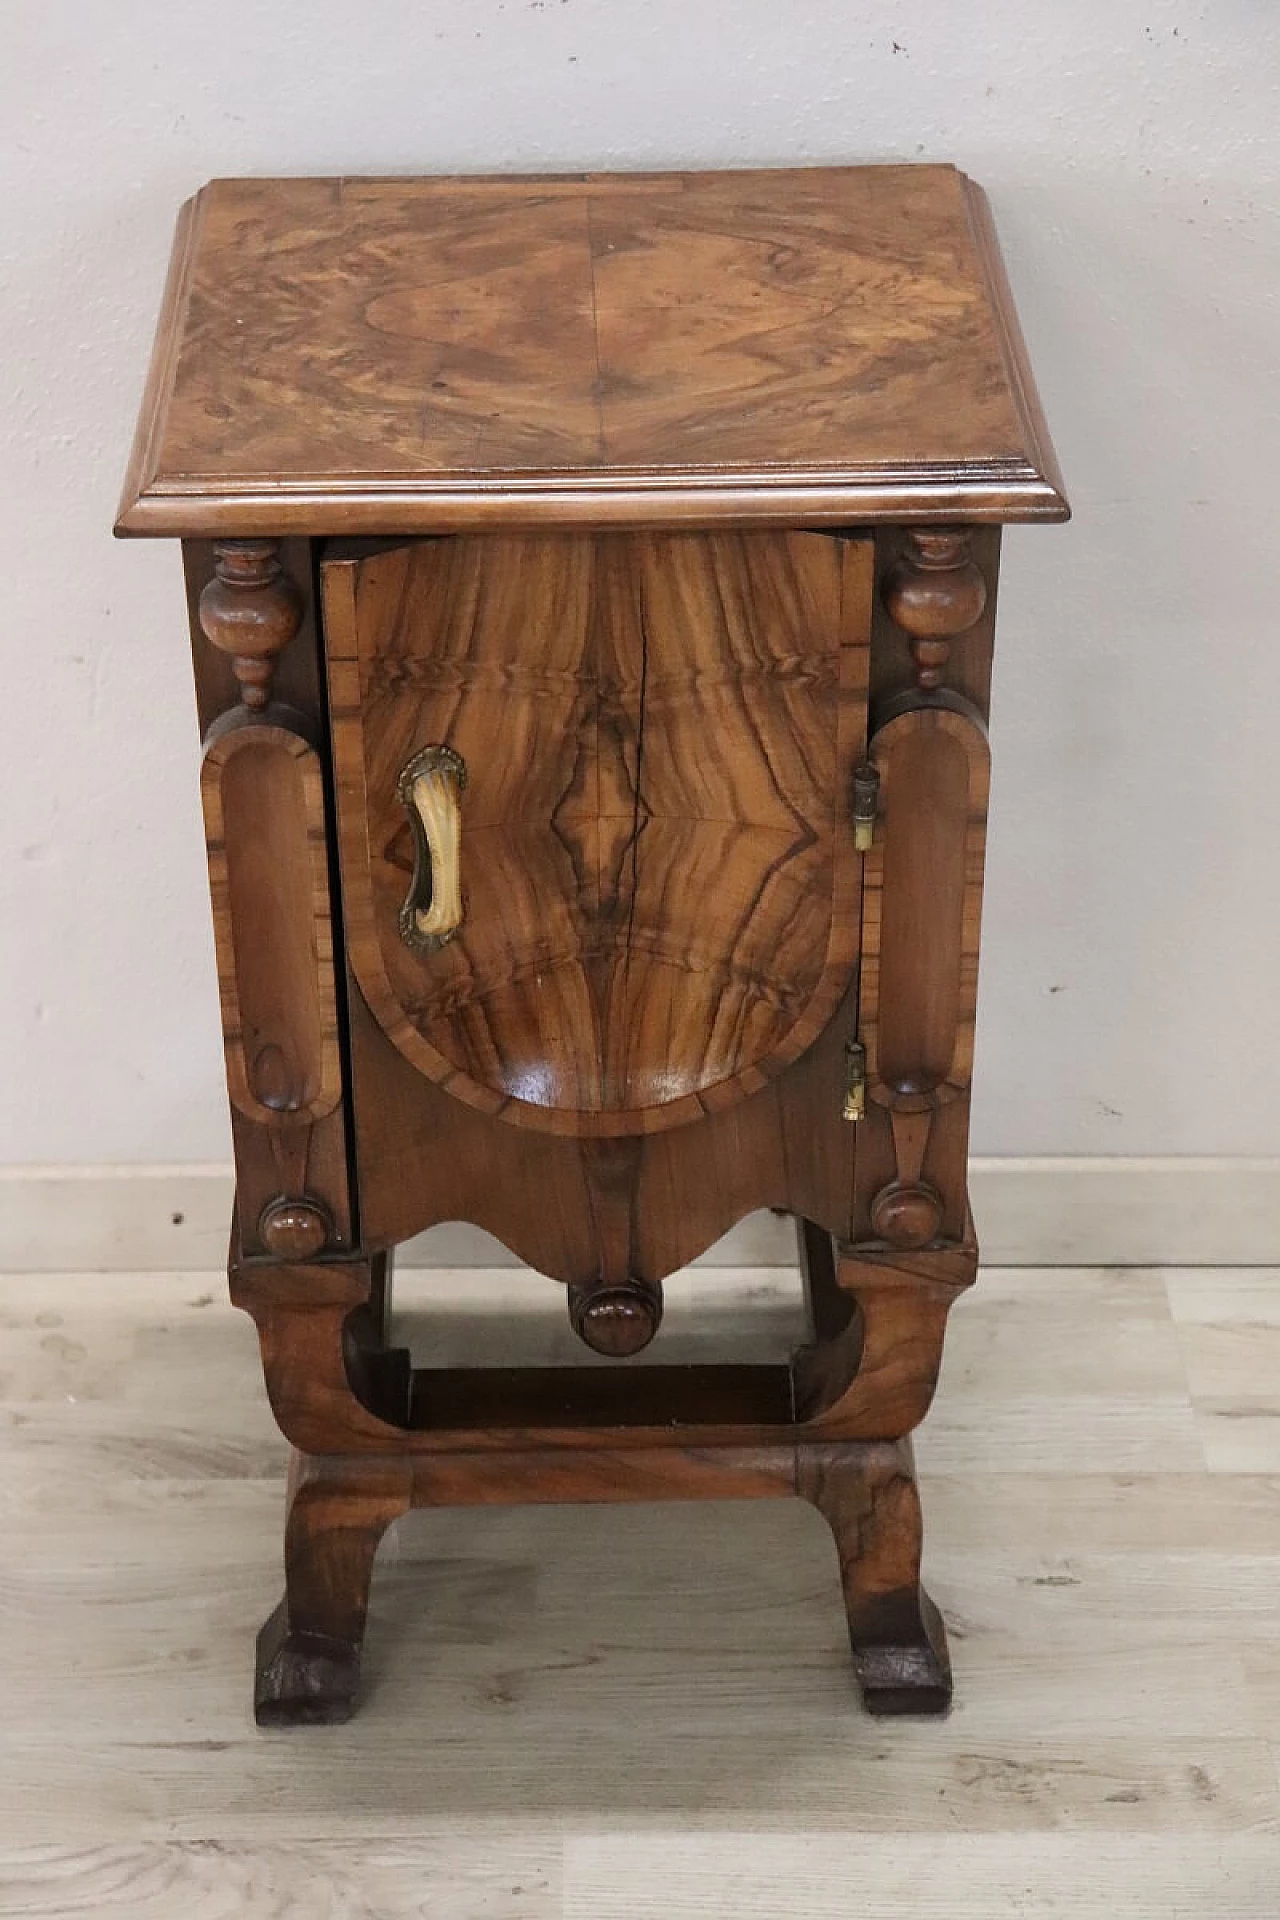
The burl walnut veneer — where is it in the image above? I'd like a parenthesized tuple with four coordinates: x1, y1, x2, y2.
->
(118, 165, 1067, 1725)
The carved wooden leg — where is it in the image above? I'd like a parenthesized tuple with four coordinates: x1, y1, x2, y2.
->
(791, 1218, 863, 1421)
(797, 1239, 975, 1438)
(796, 1436, 951, 1715)
(255, 1449, 412, 1727)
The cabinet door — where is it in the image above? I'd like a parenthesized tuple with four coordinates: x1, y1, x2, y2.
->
(324, 530, 872, 1139)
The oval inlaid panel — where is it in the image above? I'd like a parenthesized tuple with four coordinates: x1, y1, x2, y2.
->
(200, 721, 343, 1125)
(325, 530, 872, 1135)
(859, 702, 991, 1114)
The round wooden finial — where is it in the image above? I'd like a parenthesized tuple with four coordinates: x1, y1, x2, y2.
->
(883, 529, 987, 690)
(568, 1278, 663, 1357)
(258, 1195, 331, 1260)
(199, 540, 303, 710)
(870, 1180, 944, 1250)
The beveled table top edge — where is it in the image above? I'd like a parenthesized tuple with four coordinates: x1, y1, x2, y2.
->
(115, 164, 1070, 539)
(114, 465, 1069, 538)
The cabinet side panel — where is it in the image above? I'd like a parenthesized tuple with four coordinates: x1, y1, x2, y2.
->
(184, 536, 353, 1252)
(854, 530, 1000, 1249)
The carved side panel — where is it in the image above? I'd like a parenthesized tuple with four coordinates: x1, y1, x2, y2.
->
(187, 537, 352, 1255)
(854, 704, 989, 1246)
(852, 526, 996, 1250)
(201, 720, 342, 1126)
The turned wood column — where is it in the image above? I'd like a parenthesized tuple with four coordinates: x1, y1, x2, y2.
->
(198, 539, 304, 711)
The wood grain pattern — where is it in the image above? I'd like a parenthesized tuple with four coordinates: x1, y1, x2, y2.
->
(0, 1839, 558, 1918)
(343, 972, 861, 1277)
(326, 530, 872, 1137)
(116, 167, 1068, 535)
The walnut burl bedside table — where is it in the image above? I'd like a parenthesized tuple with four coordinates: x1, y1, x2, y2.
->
(117, 165, 1067, 1726)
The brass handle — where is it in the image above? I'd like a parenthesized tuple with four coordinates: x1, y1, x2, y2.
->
(397, 745, 466, 951)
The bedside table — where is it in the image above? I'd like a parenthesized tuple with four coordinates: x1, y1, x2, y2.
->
(118, 164, 1067, 1725)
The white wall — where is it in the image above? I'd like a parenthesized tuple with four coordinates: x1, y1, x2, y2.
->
(2, 0, 1278, 1164)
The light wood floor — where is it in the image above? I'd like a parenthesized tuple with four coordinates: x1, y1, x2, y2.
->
(2, 1264, 1279, 1917)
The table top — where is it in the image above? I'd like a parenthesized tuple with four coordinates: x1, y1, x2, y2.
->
(116, 165, 1067, 537)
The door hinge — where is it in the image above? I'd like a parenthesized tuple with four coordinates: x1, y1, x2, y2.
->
(852, 762, 880, 852)
(842, 1039, 867, 1122)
